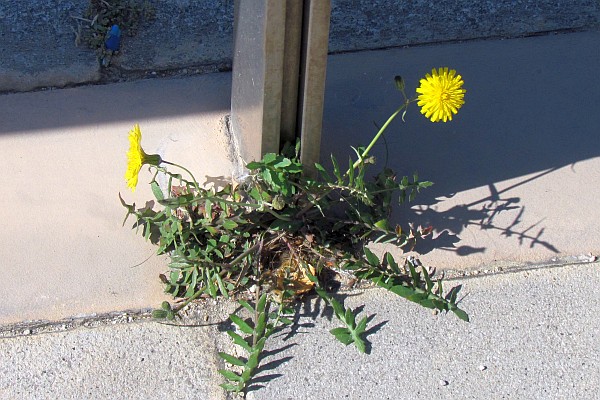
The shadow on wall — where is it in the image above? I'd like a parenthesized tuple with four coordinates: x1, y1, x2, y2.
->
(321, 32, 600, 258)
(0, 73, 232, 135)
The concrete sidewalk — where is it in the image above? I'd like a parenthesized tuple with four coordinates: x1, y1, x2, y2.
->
(1, 261, 598, 399)
(2, 30, 599, 324)
(1, 29, 600, 399)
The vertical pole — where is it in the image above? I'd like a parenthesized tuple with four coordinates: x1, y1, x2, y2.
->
(230, 0, 286, 163)
(230, 0, 330, 175)
(280, 1, 304, 145)
(297, 0, 331, 176)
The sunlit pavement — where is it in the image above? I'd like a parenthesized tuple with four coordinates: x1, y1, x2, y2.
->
(1, 31, 599, 399)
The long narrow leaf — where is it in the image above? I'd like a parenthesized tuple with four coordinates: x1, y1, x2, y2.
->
(227, 331, 252, 352)
(215, 272, 229, 299)
(219, 352, 245, 367)
(386, 252, 401, 275)
(255, 312, 267, 338)
(238, 299, 254, 313)
(218, 369, 243, 382)
(229, 314, 254, 335)
(257, 293, 268, 314)
(363, 247, 380, 267)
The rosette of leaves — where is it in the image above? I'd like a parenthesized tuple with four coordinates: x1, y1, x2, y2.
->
(122, 140, 468, 393)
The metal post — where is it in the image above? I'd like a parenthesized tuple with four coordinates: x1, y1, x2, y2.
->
(230, 0, 331, 176)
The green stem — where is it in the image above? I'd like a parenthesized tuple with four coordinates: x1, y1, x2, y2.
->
(161, 160, 200, 190)
(350, 102, 408, 171)
(173, 286, 207, 312)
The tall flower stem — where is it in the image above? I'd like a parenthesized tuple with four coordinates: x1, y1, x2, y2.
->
(161, 160, 200, 190)
(350, 102, 409, 171)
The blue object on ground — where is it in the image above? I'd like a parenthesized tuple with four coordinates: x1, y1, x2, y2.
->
(105, 25, 121, 51)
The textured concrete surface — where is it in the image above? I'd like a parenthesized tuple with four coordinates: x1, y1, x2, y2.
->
(0, 1, 100, 92)
(1, 262, 598, 399)
(0, 25, 599, 400)
(2, 0, 599, 92)
(1, 30, 600, 325)
(0, 319, 227, 400)
(0, 73, 234, 324)
(246, 262, 600, 399)
(321, 30, 600, 271)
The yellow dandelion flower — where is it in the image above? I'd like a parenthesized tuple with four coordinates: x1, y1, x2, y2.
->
(125, 124, 162, 192)
(416, 67, 465, 123)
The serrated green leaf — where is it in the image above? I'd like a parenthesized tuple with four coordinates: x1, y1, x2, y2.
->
(409, 189, 417, 202)
(161, 301, 172, 311)
(437, 279, 444, 296)
(330, 327, 353, 345)
(143, 221, 152, 240)
(431, 299, 447, 311)
(386, 282, 415, 298)
(353, 336, 367, 353)
(355, 316, 368, 334)
(407, 259, 420, 287)
(254, 336, 267, 353)
(219, 234, 230, 243)
(348, 157, 355, 186)
(229, 314, 254, 335)
(446, 286, 460, 304)
(416, 297, 435, 309)
(150, 181, 164, 201)
(240, 368, 253, 383)
(329, 297, 345, 321)
(407, 292, 429, 303)
(227, 331, 252, 352)
(218, 352, 245, 367)
(218, 369, 243, 382)
(345, 308, 356, 327)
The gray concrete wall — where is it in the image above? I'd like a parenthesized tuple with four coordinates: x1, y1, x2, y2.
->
(1, 0, 599, 92)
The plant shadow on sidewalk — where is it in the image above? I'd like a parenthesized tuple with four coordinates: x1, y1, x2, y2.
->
(244, 293, 389, 392)
(401, 170, 560, 257)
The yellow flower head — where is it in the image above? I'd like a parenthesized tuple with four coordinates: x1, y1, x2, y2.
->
(125, 124, 161, 192)
(416, 67, 465, 123)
